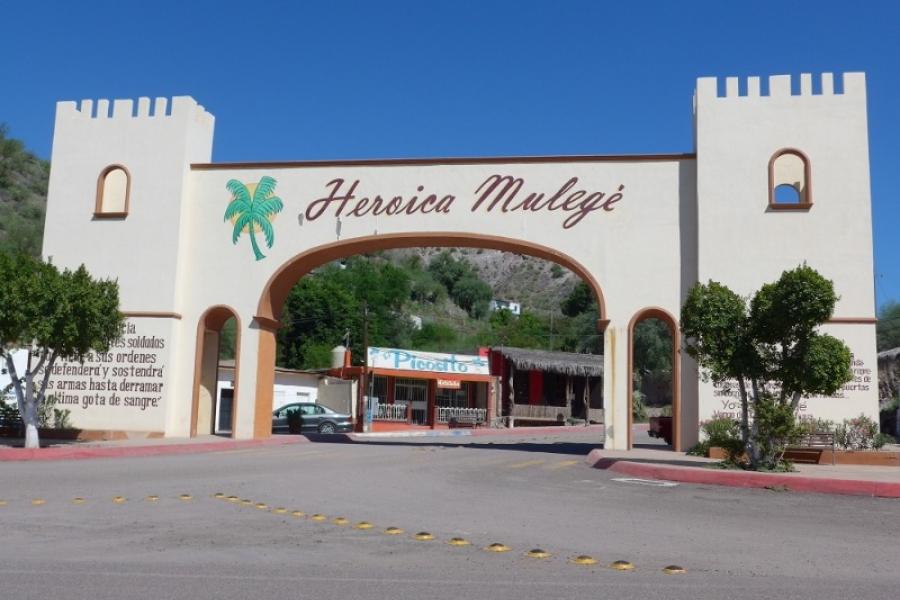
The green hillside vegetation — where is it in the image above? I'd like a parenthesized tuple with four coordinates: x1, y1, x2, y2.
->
(274, 251, 605, 369)
(0, 125, 49, 257)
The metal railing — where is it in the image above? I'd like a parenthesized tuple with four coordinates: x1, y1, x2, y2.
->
(375, 403, 408, 421)
(436, 407, 486, 423)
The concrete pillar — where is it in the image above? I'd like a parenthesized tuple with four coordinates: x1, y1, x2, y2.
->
(603, 323, 629, 450)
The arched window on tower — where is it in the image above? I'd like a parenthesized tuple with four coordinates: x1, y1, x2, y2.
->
(768, 149, 811, 210)
(95, 165, 131, 217)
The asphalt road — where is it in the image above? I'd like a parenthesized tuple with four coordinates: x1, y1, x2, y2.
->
(1, 432, 897, 599)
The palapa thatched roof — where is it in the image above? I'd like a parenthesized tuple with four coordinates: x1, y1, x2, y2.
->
(878, 347, 900, 362)
(493, 346, 603, 377)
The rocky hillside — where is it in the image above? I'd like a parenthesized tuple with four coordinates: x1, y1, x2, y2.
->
(385, 247, 579, 315)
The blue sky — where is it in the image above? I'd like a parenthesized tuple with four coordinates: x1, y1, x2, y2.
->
(3, 1, 898, 308)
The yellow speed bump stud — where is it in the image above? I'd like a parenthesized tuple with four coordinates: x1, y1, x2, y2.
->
(112, 496, 126, 504)
(526, 549, 551, 559)
(310, 514, 327, 522)
(272, 507, 288, 514)
(354, 521, 374, 530)
(447, 537, 471, 546)
(179, 494, 193, 501)
(291, 510, 305, 518)
(255, 503, 268, 510)
(145, 495, 159, 502)
(240, 499, 253, 506)
(226, 496, 239, 503)
(213, 492, 226, 499)
(31, 498, 46, 506)
(570, 555, 598, 565)
(71, 497, 86, 505)
(414, 532, 435, 541)
(0, 500, 7, 506)
(663, 565, 687, 575)
(332, 517, 349, 525)
(609, 560, 635, 571)
(484, 543, 511, 553)
(384, 526, 404, 535)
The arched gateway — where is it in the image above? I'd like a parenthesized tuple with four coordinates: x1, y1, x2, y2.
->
(41, 73, 879, 450)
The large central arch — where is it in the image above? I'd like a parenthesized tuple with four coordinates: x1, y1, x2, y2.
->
(251, 232, 610, 438)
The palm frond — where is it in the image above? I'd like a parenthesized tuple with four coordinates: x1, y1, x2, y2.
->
(256, 196, 284, 216)
(232, 214, 251, 243)
(253, 176, 278, 203)
(256, 216, 275, 248)
(226, 179, 252, 203)
(224, 198, 251, 221)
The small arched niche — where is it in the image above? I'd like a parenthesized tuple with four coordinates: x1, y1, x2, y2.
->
(768, 149, 811, 210)
(95, 165, 131, 217)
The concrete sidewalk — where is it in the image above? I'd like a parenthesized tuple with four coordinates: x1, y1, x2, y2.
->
(586, 447, 900, 498)
(0, 435, 309, 461)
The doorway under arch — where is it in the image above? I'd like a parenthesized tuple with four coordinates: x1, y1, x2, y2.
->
(191, 305, 242, 437)
(627, 307, 681, 451)
(250, 232, 609, 438)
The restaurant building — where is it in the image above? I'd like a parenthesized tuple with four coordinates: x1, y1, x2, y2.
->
(333, 347, 494, 431)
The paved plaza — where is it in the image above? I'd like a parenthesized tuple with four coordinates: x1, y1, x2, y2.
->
(1, 432, 898, 600)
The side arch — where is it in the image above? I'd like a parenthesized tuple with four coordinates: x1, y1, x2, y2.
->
(190, 305, 242, 437)
(251, 232, 609, 438)
(627, 307, 681, 451)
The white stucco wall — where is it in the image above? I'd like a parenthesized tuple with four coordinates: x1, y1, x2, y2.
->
(39, 71, 879, 448)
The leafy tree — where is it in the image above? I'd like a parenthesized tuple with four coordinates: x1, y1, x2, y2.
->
(411, 322, 459, 351)
(452, 275, 492, 318)
(426, 251, 492, 318)
(681, 265, 853, 469)
(0, 253, 124, 448)
(478, 309, 549, 348)
(876, 300, 900, 351)
(633, 318, 673, 406)
(427, 250, 470, 291)
(277, 257, 414, 369)
(224, 177, 284, 261)
(561, 280, 595, 317)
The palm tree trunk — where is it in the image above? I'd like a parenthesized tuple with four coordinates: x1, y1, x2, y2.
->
(249, 230, 265, 261)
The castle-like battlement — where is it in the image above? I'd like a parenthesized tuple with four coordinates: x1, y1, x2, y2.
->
(55, 96, 211, 121)
(696, 72, 865, 100)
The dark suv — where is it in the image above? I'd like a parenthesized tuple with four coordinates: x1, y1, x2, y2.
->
(272, 403, 353, 434)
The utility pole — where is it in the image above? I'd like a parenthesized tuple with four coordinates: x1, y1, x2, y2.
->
(357, 302, 370, 433)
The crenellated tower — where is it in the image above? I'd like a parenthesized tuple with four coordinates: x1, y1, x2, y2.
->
(43, 96, 215, 313)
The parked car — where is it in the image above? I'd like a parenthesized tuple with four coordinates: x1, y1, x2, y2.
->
(272, 403, 353, 434)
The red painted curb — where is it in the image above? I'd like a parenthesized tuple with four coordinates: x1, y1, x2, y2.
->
(586, 450, 900, 498)
(0, 436, 310, 462)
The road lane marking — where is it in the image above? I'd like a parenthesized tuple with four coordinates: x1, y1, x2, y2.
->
(611, 477, 678, 487)
(507, 460, 546, 469)
(545, 460, 580, 470)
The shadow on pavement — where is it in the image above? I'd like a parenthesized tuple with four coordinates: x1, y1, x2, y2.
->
(297, 433, 604, 457)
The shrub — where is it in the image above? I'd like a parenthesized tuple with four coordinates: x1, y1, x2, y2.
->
(632, 390, 647, 422)
(750, 396, 801, 470)
(834, 414, 880, 450)
(37, 395, 73, 430)
(873, 433, 895, 450)
(797, 417, 835, 435)
(688, 415, 744, 462)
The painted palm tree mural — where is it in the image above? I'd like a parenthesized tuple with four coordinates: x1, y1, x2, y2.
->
(224, 176, 284, 261)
